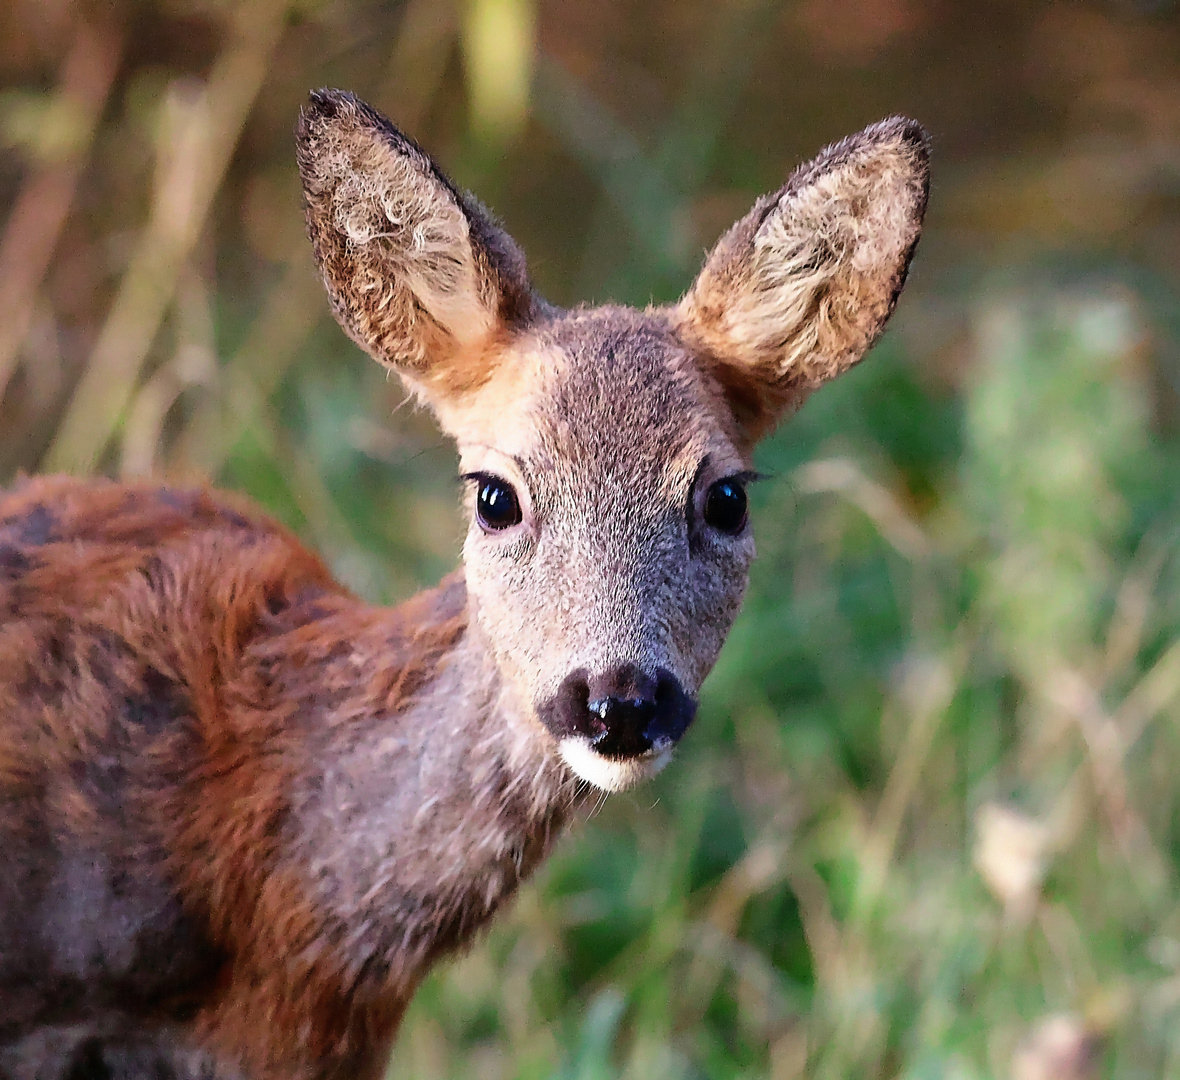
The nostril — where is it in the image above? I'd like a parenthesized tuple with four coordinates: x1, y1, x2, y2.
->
(644, 671, 697, 747)
(539, 670, 598, 739)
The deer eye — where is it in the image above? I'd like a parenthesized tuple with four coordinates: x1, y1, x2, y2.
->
(472, 475, 522, 531)
(703, 478, 748, 534)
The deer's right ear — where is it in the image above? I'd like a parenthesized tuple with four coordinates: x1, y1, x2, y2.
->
(296, 89, 535, 401)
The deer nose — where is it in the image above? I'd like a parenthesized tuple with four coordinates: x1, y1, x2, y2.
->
(539, 664, 697, 759)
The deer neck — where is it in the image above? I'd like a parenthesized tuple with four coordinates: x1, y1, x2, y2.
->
(192, 572, 582, 1077)
(270, 570, 579, 986)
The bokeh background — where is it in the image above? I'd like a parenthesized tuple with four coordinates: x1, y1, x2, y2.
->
(3, 0, 1180, 1076)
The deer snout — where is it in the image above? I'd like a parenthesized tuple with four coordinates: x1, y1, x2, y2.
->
(540, 664, 697, 761)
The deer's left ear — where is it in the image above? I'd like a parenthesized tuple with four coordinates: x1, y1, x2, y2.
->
(674, 117, 930, 447)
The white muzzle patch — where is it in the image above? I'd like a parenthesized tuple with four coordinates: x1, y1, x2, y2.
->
(557, 736, 674, 793)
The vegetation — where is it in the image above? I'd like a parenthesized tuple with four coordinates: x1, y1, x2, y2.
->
(2, 1, 1180, 1076)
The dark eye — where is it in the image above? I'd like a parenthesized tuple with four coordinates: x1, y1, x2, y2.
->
(704, 478, 748, 534)
(474, 475, 522, 531)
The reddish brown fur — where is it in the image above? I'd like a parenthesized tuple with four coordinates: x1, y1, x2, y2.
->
(0, 476, 473, 1078)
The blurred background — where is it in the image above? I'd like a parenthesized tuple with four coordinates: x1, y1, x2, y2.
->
(3, 0, 1180, 1076)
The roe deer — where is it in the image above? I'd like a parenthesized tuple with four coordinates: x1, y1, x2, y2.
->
(0, 89, 929, 1080)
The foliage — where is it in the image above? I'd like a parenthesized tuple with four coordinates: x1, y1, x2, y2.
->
(2, 1, 1180, 1077)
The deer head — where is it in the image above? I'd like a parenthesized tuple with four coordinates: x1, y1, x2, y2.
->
(296, 89, 929, 792)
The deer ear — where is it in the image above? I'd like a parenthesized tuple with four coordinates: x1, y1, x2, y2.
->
(296, 89, 535, 402)
(674, 117, 930, 447)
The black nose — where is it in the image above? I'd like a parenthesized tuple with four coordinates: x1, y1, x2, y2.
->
(538, 664, 697, 759)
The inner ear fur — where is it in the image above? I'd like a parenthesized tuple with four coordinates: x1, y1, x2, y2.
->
(675, 117, 930, 446)
(296, 88, 536, 397)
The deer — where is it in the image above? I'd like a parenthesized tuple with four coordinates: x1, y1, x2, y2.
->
(0, 88, 929, 1080)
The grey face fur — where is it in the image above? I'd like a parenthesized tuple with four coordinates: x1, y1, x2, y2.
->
(296, 88, 930, 792)
(456, 309, 754, 790)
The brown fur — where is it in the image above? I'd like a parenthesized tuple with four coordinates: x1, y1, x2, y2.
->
(0, 477, 570, 1079)
(0, 91, 928, 1079)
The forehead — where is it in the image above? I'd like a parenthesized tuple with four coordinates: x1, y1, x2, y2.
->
(524, 307, 735, 485)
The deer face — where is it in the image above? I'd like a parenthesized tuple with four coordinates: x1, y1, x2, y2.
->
(448, 310, 755, 791)
(296, 90, 929, 791)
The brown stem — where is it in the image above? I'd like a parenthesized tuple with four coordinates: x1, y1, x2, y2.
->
(0, 15, 122, 403)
